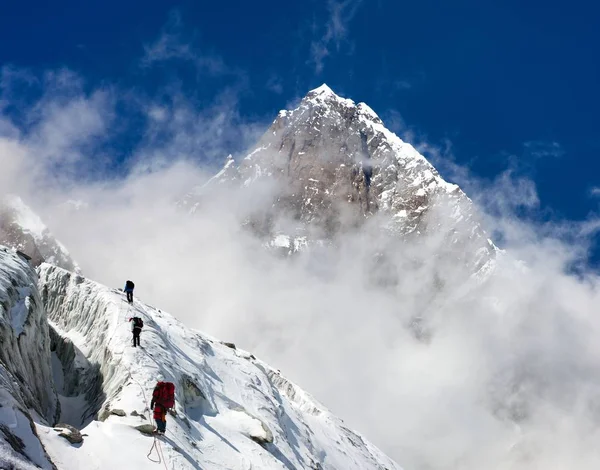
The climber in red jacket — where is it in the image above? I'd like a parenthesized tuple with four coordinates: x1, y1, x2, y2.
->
(150, 381, 175, 434)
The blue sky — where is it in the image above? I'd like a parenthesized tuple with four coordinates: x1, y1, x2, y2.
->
(2, 0, 600, 256)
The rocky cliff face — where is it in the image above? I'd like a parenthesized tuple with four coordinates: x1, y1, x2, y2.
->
(0, 195, 80, 273)
(184, 85, 496, 275)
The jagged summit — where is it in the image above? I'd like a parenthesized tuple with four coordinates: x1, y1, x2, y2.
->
(302, 84, 383, 125)
(183, 86, 496, 273)
(307, 83, 335, 96)
(303, 83, 352, 107)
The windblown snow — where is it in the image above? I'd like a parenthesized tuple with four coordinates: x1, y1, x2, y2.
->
(0, 195, 80, 273)
(0, 248, 402, 470)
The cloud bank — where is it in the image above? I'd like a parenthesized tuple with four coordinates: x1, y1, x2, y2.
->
(2, 65, 600, 470)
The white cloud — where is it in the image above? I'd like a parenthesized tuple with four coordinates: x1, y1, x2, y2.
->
(133, 85, 267, 169)
(523, 140, 565, 159)
(0, 66, 116, 191)
(266, 74, 284, 94)
(141, 10, 228, 76)
(324, 0, 363, 48)
(308, 0, 364, 74)
(381, 109, 407, 135)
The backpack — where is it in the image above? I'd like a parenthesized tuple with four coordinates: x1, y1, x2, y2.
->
(133, 317, 143, 329)
(126, 280, 135, 290)
(153, 381, 175, 408)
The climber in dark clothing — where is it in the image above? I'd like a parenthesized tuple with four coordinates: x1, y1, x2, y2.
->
(124, 280, 135, 304)
(129, 316, 143, 347)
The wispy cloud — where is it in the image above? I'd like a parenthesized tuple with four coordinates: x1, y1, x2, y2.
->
(0, 66, 116, 186)
(134, 85, 267, 169)
(141, 10, 227, 76)
(394, 79, 412, 90)
(266, 74, 284, 94)
(381, 109, 407, 136)
(308, 0, 364, 74)
(524, 140, 565, 159)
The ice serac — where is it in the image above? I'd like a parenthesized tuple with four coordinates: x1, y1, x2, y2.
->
(0, 195, 80, 273)
(196, 84, 496, 273)
(0, 247, 58, 469)
(37, 264, 403, 470)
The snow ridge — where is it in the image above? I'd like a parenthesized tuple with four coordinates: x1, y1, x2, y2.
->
(36, 264, 402, 470)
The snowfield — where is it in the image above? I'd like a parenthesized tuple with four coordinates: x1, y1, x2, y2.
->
(0, 249, 402, 470)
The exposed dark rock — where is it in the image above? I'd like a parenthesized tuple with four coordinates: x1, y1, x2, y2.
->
(54, 423, 83, 444)
(249, 424, 274, 446)
(131, 410, 147, 419)
(135, 424, 156, 435)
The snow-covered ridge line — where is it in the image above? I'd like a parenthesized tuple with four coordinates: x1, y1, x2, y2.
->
(37, 264, 403, 470)
(304, 84, 458, 196)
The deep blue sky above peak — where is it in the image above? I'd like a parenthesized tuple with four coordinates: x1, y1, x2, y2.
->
(1, 0, 600, 253)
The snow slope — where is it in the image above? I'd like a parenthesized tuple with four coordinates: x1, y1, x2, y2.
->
(37, 264, 403, 470)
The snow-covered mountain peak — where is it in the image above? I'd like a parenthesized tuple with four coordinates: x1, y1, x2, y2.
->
(301, 85, 383, 126)
(181, 86, 497, 275)
(0, 195, 80, 272)
(306, 83, 336, 98)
